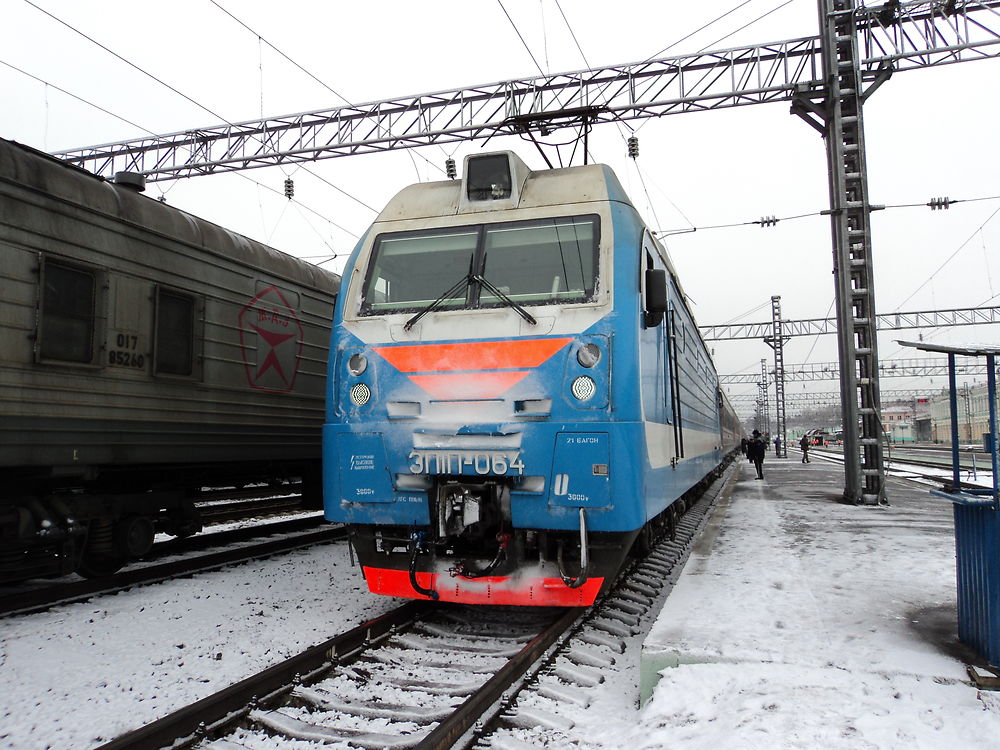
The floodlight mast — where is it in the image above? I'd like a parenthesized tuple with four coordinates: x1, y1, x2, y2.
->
(52, 0, 1000, 504)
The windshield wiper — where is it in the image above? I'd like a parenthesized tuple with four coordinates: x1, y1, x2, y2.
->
(402, 267, 537, 331)
(403, 272, 474, 331)
(473, 273, 537, 326)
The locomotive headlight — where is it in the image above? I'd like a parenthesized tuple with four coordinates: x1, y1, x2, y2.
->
(348, 353, 368, 376)
(350, 382, 372, 406)
(576, 343, 601, 368)
(571, 375, 597, 401)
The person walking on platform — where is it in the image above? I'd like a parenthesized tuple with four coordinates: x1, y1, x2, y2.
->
(740, 436, 749, 458)
(748, 429, 766, 479)
(799, 434, 811, 463)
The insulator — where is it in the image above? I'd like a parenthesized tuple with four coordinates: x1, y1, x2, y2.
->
(284, 178, 294, 199)
(928, 196, 951, 210)
(627, 136, 639, 159)
(759, 215, 778, 227)
(445, 158, 457, 179)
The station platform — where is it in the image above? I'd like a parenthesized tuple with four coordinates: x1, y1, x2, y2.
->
(638, 455, 1000, 747)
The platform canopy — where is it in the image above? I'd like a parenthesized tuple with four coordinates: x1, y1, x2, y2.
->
(896, 341, 1000, 357)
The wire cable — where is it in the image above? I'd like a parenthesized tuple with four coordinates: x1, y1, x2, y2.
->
(23, 0, 378, 214)
(498, 0, 546, 76)
(2, 56, 359, 246)
(208, 0, 447, 177)
(644, 0, 758, 61)
(0, 58, 158, 139)
(208, 0, 351, 106)
(696, 0, 798, 53)
(893, 203, 1000, 310)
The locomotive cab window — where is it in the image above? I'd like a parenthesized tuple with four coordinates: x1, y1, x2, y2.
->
(38, 259, 98, 364)
(361, 228, 478, 314)
(153, 287, 197, 376)
(359, 215, 599, 316)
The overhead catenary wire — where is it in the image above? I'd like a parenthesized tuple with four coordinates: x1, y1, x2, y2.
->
(892, 202, 1000, 311)
(643, 0, 759, 61)
(635, 0, 797, 134)
(208, 0, 447, 177)
(656, 192, 1000, 237)
(498, 0, 547, 77)
(1, 56, 359, 247)
(22, 0, 379, 215)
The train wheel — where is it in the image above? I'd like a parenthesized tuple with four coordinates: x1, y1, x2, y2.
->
(115, 515, 155, 558)
(77, 519, 126, 578)
(630, 524, 653, 558)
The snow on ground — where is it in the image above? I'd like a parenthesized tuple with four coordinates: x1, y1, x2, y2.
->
(0, 541, 396, 750)
(631, 459, 1000, 749)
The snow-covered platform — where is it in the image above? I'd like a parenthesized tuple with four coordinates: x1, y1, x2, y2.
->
(638, 455, 1000, 747)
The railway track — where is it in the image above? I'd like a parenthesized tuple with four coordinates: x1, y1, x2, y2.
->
(195, 486, 306, 525)
(807, 447, 991, 490)
(93, 461, 736, 750)
(0, 515, 343, 617)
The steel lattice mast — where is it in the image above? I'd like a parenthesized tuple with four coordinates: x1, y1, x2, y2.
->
(765, 296, 790, 458)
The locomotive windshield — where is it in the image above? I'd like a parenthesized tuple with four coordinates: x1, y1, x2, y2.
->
(359, 215, 599, 316)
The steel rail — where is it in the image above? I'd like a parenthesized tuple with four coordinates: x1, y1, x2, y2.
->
(92, 601, 427, 750)
(0, 517, 340, 617)
(414, 607, 583, 750)
(91, 602, 577, 750)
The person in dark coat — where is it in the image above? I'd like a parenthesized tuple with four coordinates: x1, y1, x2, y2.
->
(748, 429, 766, 479)
(740, 436, 749, 458)
(799, 434, 811, 463)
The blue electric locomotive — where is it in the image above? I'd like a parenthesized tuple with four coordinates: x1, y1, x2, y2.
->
(324, 152, 739, 606)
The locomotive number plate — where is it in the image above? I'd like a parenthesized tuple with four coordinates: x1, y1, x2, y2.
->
(408, 450, 524, 476)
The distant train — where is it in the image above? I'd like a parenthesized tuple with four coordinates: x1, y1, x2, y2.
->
(0, 138, 340, 582)
(323, 151, 740, 606)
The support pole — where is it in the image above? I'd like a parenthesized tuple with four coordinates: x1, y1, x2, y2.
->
(765, 295, 790, 457)
(760, 359, 771, 437)
(949, 353, 961, 493)
(987, 353, 999, 509)
(816, 0, 887, 504)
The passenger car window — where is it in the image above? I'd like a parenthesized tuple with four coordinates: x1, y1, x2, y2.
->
(154, 288, 195, 376)
(40, 260, 96, 363)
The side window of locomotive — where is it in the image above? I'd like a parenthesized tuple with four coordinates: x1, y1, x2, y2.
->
(480, 215, 598, 306)
(153, 287, 196, 376)
(39, 260, 97, 364)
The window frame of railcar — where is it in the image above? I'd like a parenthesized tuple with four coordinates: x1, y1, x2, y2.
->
(357, 214, 600, 316)
(152, 285, 202, 379)
(36, 257, 102, 366)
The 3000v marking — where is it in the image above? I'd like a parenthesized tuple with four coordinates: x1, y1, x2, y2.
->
(408, 450, 524, 476)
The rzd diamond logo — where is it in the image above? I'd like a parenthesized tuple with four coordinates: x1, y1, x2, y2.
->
(238, 286, 303, 393)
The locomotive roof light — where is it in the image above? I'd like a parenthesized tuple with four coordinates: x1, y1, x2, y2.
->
(571, 375, 597, 401)
(576, 342, 602, 368)
(348, 353, 368, 376)
(459, 151, 531, 213)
